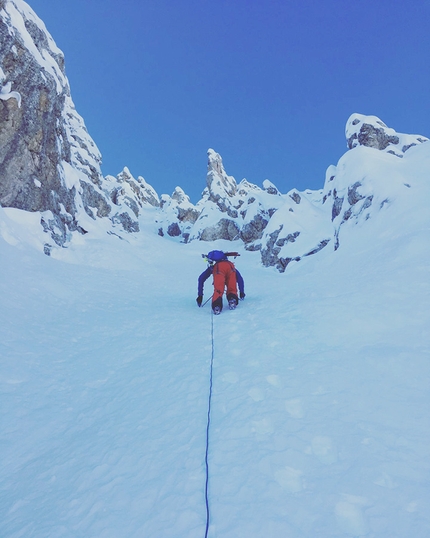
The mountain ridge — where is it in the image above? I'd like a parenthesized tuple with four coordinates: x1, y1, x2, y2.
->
(0, 0, 429, 272)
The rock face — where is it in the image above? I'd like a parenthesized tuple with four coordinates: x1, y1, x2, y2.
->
(0, 0, 165, 252)
(0, 0, 109, 250)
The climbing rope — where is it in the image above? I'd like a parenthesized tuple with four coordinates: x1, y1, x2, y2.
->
(202, 295, 212, 308)
(204, 309, 215, 538)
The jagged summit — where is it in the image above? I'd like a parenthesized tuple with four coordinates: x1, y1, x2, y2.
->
(1, 1, 429, 273)
(206, 149, 238, 201)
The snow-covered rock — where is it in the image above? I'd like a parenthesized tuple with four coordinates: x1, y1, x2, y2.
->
(322, 114, 429, 253)
(185, 149, 283, 245)
(345, 113, 428, 156)
(0, 0, 112, 252)
(206, 148, 238, 205)
(259, 188, 332, 272)
(157, 186, 200, 241)
(257, 113, 430, 271)
(103, 167, 161, 233)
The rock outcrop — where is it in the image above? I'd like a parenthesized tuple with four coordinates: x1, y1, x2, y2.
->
(157, 186, 199, 241)
(0, 1, 110, 251)
(186, 149, 283, 246)
(103, 167, 161, 233)
(346, 113, 428, 157)
(257, 113, 429, 271)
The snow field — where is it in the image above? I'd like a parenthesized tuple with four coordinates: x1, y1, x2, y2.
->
(2, 5, 430, 534)
(1, 217, 429, 537)
(206, 241, 429, 537)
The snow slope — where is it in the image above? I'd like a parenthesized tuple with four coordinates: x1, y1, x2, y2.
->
(1, 156, 429, 538)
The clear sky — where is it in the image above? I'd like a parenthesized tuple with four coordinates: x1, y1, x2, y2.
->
(27, 0, 430, 202)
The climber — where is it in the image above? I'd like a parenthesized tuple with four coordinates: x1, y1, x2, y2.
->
(196, 250, 245, 315)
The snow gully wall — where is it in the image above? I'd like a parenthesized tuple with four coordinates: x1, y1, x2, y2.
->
(0, 0, 108, 251)
(0, 0, 150, 253)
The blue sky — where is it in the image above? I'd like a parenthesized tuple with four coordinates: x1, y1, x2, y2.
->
(29, 0, 430, 202)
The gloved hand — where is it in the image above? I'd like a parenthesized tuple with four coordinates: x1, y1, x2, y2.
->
(240, 292, 246, 300)
(196, 295, 203, 307)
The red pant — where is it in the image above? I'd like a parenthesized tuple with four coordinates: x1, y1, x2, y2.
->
(212, 261, 238, 302)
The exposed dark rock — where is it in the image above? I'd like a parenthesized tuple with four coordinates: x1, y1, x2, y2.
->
(199, 218, 240, 241)
(387, 150, 402, 158)
(245, 242, 262, 251)
(80, 181, 111, 219)
(342, 208, 352, 222)
(276, 256, 301, 273)
(123, 197, 140, 218)
(177, 207, 200, 223)
(167, 222, 181, 237)
(361, 196, 373, 212)
(114, 169, 160, 208)
(276, 231, 300, 247)
(289, 192, 301, 204)
(112, 212, 139, 233)
(260, 226, 282, 268)
(265, 185, 278, 195)
(206, 149, 237, 204)
(347, 123, 399, 150)
(322, 190, 331, 204)
(227, 207, 238, 219)
(332, 190, 344, 221)
(347, 182, 365, 205)
(334, 229, 340, 251)
(240, 214, 269, 243)
(303, 239, 330, 256)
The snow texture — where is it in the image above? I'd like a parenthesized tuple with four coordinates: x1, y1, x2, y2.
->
(1, 3, 430, 535)
(1, 138, 429, 536)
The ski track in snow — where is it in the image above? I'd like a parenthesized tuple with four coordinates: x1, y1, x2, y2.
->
(1, 228, 430, 538)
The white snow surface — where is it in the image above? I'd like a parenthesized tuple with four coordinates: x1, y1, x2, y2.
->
(0, 80, 21, 107)
(1, 149, 430, 537)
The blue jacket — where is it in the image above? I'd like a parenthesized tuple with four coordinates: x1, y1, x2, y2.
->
(198, 265, 245, 296)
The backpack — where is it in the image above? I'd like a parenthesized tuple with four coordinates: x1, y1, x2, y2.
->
(201, 251, 241, 264)
(207, 250, 227, 262)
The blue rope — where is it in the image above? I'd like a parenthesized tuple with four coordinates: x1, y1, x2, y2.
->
(204, 310, 215, 538)
(202, 296, 212, 308)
